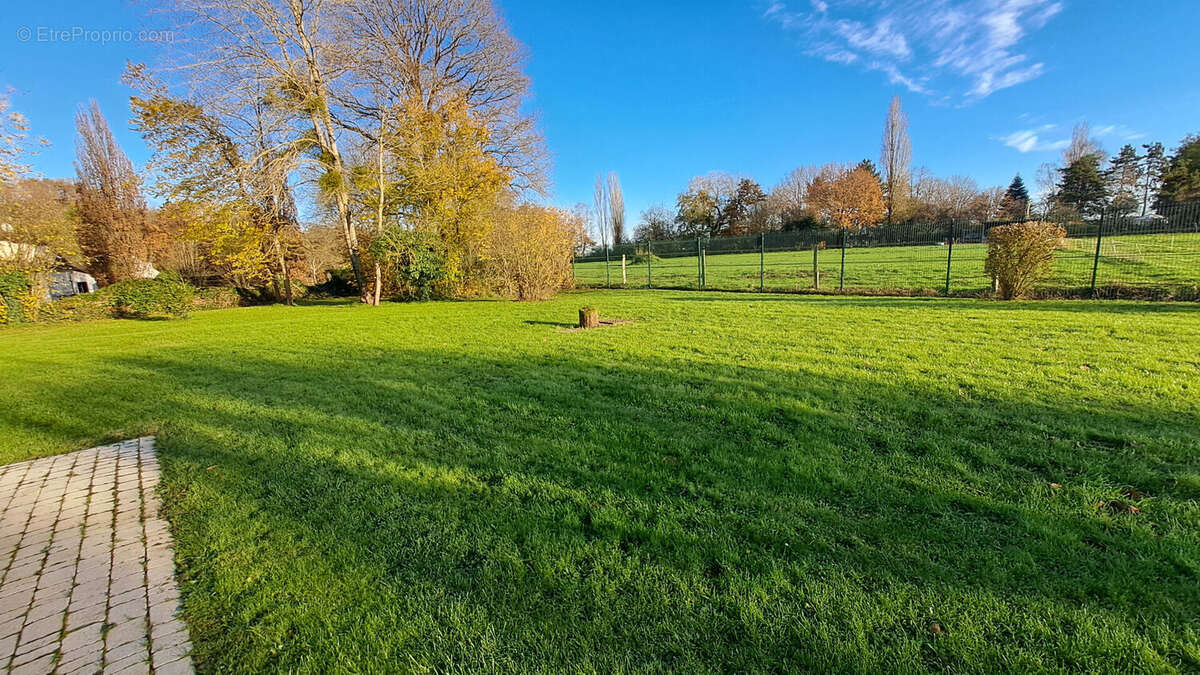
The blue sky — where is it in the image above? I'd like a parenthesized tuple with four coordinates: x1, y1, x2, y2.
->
(3, 1, 1199, 224)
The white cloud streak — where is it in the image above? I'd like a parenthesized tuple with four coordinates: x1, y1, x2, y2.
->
(764, 0, 1063, 101)
(995, 121, 1144, 153)
(995, 126, 1068, 153)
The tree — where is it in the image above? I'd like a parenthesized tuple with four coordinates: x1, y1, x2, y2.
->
(607, 171, 625, 245)
(0, 92, 38, 185)
(674, 172, 740, 236)
(74, 101, 151, 285)
(807, 166, 885, 230)
(299, 224, 346, 284)
(675, 189, 719, 237)
(0, 179, 80, 277)
(1062, 122, 1103, 166)
(908, 174, 984, 221)
(1000, 174, 1030, 220)
(340, 0, 547, 193)
(593, 173, 610, 248)
(770, 166, 819, 229)
(384, 95, 509, 295)
(1056, 153, 1108, 218)
(129, 74, 303, 302)
(1157, 134, 1200, 207)
(856, 159, 881, 182)
(879, 95, 912, 224)
(1104, 144, 1142, 216)
(567, 203, 593, 254)
(633, 205, 675, 241)
(721, 179, 769, 234)
(149, 0, 366, 294)
(1139, 142, 1168, 215)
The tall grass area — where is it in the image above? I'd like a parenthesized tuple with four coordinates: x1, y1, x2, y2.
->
(574, 231, 1200, 298)
(0, 291, 1198, 672)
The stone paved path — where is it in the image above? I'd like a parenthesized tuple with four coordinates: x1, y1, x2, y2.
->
(0, 438, 193, 674)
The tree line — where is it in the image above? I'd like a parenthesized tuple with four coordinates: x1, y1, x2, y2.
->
(585, 97, 1200, 248)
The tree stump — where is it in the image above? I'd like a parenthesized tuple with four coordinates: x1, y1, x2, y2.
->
(578, 306, 599, 329)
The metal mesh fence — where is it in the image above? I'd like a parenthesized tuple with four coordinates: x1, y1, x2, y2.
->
(572, 202, 1200, 300)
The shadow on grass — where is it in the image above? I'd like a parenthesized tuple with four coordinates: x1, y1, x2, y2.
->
(5, 345, 1199, 671)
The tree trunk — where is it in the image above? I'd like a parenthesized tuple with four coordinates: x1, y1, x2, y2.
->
(373, 263, 382, 306)
(578, 306, 599, 329)
(274, 236, 294, 306)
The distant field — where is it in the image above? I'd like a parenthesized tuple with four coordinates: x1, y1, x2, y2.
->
(1, 291, 1199, 671)
(573, 231, 1200, 297)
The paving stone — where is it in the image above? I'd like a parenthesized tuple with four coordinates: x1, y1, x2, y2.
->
(60, 621, 103, 654)
(10, 632, 58, 666)
(9, 652, 56, 674)
(151, 638, 192, 668)
(18, 610, 64, 643)
(57, 650, 104, 675)
(65, 602, 107, 632)
(0, 438, 194, 675)
(154, 656, 194, 675)
(103, 649, 151, 674)
(107, 599, 147, 625)
(105, 631, 149, 664)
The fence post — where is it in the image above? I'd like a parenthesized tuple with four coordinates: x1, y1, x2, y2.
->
(647, 240, 652, 289)
(760, 232, 765, 292)
(812, 241, 820, 289)
(944, 222, 954, 296)
(1090, 208, 1105, 296)
(605, 245, 610, 288)
(621, 254, 627, 286)
(839, 227, 846, 291)
(696, 237, 702, 289)
(701, 248, 707, 289)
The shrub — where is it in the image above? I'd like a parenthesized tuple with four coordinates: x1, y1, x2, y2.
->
(195, 287, 243, 310)
(371, 228, 449, 300)
(487, 204, 575, 301)
(35, 293, 112, 323)
(107, 274, 196, 319)
(307, 268, 360, 298)
(984, 221, 1066, 300)
(0, 271, 31, 325)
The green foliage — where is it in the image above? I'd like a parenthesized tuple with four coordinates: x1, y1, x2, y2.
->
(1057, 154, 1108, 217)
(1105, 145, 1142, 216)
(107, 274, 196, 319)
(0, 271, 31, 324)
(1001, 174, 1030, 219)
(1158, 134, 1200, 206)
(307, 267, 359, 297)
(194, 287, 243, 310)
(370, 228, 448, 300)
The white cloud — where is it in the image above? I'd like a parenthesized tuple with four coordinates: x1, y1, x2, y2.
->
(1093, 124, 1145, 141)
(996, 127, 1068, 153)
(995, 120, 1146, 154)
(763, 0, 1063, 101)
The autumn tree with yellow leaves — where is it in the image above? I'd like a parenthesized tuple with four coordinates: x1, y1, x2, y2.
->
(807, 166, 886, 231)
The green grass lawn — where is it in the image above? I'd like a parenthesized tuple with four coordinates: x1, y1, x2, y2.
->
(573, 232, 1200, 297)
(2, 291, 1199, 672)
